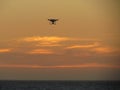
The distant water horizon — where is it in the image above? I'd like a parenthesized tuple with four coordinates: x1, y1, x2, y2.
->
(0, 80, 120, 90)
(0, 79, 120, 81)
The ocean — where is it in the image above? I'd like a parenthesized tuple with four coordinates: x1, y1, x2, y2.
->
(0, 80, 120, 90)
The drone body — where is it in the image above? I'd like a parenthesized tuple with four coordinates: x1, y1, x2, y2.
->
(48, 19, 58, 25)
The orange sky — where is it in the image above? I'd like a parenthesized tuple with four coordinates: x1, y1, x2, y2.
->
(0, 0, 120, 80)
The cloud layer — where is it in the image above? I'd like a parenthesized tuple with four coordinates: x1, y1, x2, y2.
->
(0, 36, 120, 69)
(0, 63, 120, 69)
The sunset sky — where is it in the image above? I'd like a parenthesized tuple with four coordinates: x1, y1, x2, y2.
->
(0, 0, 120, 80)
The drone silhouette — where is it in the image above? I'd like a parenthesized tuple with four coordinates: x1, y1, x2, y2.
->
(48, 18, 58, 25)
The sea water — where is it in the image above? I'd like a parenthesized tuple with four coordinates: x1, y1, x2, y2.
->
(0, 80, 120, 90)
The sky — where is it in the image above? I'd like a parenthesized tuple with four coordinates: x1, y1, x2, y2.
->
(0, 0, 120, 80)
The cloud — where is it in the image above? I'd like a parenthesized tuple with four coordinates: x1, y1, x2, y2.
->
(13, 36, 101, 55)
(66, 42, 99, 49)
(64, 41, 119, 55)
(91, 47, 120, 55)
(1, 36, 118, 56)
(0, 48, 12, 53)
(18, 36, 70, 48)
(0, 63, 119, 69)
(55, 63, 120, 69)
(92, 47, 113, 53)
(22, 36, 69, 43)
(27, 49, 55, 55)
(21, 36, 98, 42)
(19, 36, 99, 47)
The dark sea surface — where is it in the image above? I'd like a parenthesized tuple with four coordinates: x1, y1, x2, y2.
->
(0, 80, 120, 90)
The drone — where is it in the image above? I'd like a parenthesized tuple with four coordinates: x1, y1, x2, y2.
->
(48, 18, 59, 25)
